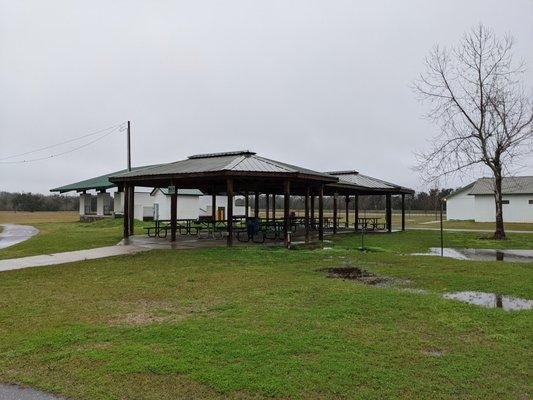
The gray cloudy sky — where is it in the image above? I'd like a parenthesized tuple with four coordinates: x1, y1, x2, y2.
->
(1, 0, 532, 194)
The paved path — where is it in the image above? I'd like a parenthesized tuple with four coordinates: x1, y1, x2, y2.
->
(0, 384, 64, 400)
(0, 244, 146, 273)
(0, 224, 39, 249)
(408, 227, 533, 234)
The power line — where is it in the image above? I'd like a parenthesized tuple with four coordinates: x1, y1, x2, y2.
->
(0, 123, 126, 164)
(0, 121, 126, 162)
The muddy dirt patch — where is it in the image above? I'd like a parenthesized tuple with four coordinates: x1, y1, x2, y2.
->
(321, 266, 392, 286)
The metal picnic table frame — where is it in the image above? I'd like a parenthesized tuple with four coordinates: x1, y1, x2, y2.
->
(356, 217, 386, 231)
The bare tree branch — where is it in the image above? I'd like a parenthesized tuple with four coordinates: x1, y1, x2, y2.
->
(412, 24, 533, 239)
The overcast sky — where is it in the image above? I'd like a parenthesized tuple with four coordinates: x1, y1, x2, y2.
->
(1, 0, 532, 194)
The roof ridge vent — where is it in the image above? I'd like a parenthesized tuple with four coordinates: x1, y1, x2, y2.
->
(327, 170, 359, 175)
(188, 150, 256, 159)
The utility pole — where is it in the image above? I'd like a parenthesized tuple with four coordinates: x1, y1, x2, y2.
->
(127, 120, 131, 171)
(440, 200, 444, 257)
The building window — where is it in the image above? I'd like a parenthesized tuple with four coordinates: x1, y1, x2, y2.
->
(529, 200, 533, 205)
(501, 200, 510, 204)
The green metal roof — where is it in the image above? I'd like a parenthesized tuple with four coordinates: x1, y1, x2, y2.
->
(50, 165, 161, 193)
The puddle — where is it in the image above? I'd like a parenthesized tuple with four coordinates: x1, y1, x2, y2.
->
(422, 348, 446, 357)
(0, 384, 65, 399)
(443, 291, 533, 311)
(290, 242, 330, 251)
(322, 266, 391, 285)
(412, 248, 533, 262)
(0, 224, 39, 249)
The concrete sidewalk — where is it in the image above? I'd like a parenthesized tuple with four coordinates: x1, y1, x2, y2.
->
(0, 245, 146, 273)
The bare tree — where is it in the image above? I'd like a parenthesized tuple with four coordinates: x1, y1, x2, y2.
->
(414, 24, 533, 239)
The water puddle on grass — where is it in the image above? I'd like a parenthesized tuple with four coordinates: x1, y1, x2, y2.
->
(412, 248, 533, 262)
(443, 291, 533, 311)
(0, 384, 65, 399)
(320, 264, 532, 311)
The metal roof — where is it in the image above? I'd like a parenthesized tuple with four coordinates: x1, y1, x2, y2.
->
(110, 150, 336, 181)
(50, 165, 161, 193)
(150, 188, 204, 196)
(326, 171, 414, 194)
(469, 176, 533, 195)
(444, 182, 476, 199)
(51, 152, 414, 196)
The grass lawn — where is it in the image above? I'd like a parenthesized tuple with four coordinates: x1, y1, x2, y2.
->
(1, 210, 532, 261)
(0, 230, 531, 399)
(0, 219, 128, 260)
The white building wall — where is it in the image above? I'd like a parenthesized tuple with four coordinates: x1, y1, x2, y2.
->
(198, 195, 249, 218)
(474, 194, 533, 223)
(446, 190, 475, 220)
(111, 191, 252, 221)
(132, 192, 154, 221)
(113, 191, 154, 221)
(151, 190, 200, 220)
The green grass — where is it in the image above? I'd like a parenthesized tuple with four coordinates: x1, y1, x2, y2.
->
(0, 230, 531, 399)
(335, 229, 533, 253)
(0, 219, 144, 260)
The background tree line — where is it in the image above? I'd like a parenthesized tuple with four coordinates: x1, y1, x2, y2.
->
(2, 188, 453, 213)
(251, 187, 454, 213)
(0, 192, 79, 212)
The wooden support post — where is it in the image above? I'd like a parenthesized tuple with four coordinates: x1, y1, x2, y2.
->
(244, 191, 249, 218)
(212, 192, 216, 234)
(227, 179, 234, 247)
(318, 186, 324, 241)
(170, 188, 177, 242)
(265, 191, 270, 222)
(345, 196, 350, 228)
(354, 194, 359, 232)
(123, 184, 130, 239)
(333, 193, 338, 234)
(283, 180, 290, 246)
(272, 194, 276, 220)
(304, 186, 310, 243)
(401, 194, 405, 231)
(254, 190, 259, 218)
(129, 186, 135, 235)
(386, 194, 392, 233)
(310, 194, 315, 229)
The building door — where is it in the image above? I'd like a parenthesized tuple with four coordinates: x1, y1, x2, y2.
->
(217, 207, 225, 221)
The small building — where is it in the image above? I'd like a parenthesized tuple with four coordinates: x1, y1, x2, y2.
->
(149, 188, 203, 220)
(446, 176, 533, 223)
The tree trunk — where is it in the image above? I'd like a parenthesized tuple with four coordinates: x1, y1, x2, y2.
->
(493, 172, 506, 240)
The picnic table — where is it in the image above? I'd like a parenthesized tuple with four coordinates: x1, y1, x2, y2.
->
(323, 216, 342, 229)
(357, 217, 386, 231)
